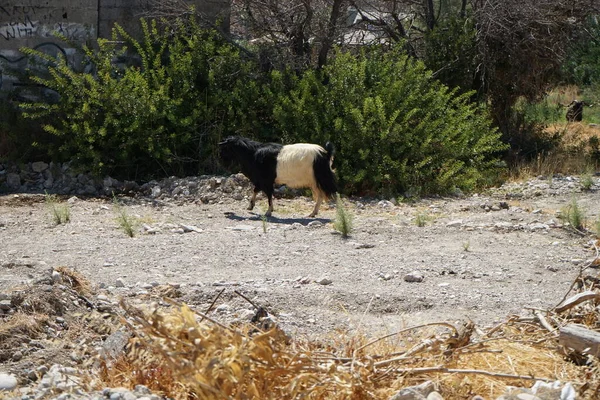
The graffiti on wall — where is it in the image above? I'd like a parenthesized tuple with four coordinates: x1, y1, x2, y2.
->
(0, 3, 93, 41)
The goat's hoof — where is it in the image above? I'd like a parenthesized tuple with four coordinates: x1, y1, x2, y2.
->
(308, 214, 317, 218)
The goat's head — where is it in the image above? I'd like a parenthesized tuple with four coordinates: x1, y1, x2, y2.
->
(218, 136, 240, 168)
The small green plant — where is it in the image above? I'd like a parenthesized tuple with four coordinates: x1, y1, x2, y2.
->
(580, 171, 594, 191)
(261, 214, 268, 234)
(45, 192, 70, 225)
(334, 194, 353, 238)
(113, 196, 137, 237)
(559, 197, 586, 232)
(415, 212, 428, 227)
(462, 241, 470, 252)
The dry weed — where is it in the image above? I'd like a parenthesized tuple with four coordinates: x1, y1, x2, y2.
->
(98, 298, 597, 400)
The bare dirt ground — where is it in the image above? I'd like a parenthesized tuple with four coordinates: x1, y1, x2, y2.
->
(1, 176, 599, 341)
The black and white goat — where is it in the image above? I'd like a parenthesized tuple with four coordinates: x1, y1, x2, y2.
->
(218, 136, 337, 217)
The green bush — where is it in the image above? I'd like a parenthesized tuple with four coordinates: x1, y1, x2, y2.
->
(274, 48, 507, 197)
(19, 18, 264, 179)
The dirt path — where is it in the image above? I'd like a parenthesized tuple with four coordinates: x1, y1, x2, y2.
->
(1, 177, 599, 337)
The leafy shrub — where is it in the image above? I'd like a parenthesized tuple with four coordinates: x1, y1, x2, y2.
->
(19, 18, 264, 179)
(274, 47, 507, 197)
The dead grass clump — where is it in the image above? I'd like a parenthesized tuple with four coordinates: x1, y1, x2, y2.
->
(0, 312, 49, 355)
(510, 123, 600, 180)
(102, 299, 596, 400)
(10, 289, 66, 316)
(55, 266, 93, 296)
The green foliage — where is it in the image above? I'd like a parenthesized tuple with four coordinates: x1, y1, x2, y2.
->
(562, 16, 600, 86)
(423, 16, 479, 95)
(274, 47, 507, 197)
(20, 18, 265, 179)
(333, 194, 353, 238)
(581, 171, 594, 191)
(560, 197, 586, 232)
(415, 212, 428, 227)
(45, 192, 70, 225)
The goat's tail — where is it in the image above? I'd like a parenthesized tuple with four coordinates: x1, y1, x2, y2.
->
(313, 142, 337, 199)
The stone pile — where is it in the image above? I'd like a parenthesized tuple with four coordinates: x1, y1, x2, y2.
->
(0, 161, 254, 205)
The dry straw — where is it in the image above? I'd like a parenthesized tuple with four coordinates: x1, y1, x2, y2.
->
(100, 291, 599, 399)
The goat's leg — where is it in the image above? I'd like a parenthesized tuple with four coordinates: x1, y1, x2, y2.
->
(308, 191, 322, 218)
(248, 187, 259, 210)
(265, 188, 274, 217)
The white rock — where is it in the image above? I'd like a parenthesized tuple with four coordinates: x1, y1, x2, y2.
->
(404, 272, 424, 283)
(316, 277, 333, 285)
(389, 380, 435, 400)
(307, 220, 323, 228)
(0, 373, 17, 391)
(115, 278, 126, 288)
(529, 223, 549, 231)
(446, 220, 463, 228)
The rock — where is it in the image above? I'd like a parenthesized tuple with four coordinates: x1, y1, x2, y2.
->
(52, 270, 63, 283)
(6, 173, 20, 189)
(115, 278, 126, 288)
(0, 300, 11, 310)
(389, 380, 435, 400)
(12, 350, 23, 361)
(307, 220, 323, 228)
(427, 393, 444, 400)
(316, 277, 333, 285)
(179, 224, 203, 233)
(528, 223, 549, 231)
(0, 373, 17, 391)
(151, 186, 161, 198)
(31, 161, 49, 173)
(404, 272, 424, 283)
(378, 200, 395, 208)
(102, 330, 132, 359)
(446, 220, 463, 228)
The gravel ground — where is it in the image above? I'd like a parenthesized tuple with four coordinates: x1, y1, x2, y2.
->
(0, 173, 599, 398)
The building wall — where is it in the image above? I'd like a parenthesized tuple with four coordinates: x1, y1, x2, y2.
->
(0, 0, 229, 92)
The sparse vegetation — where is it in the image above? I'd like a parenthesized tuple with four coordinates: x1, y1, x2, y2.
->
(334, 194, 353, 238)
(45, 192, 70, 225)
(261, 214, 268, 234)
(594, 216, 600, 238)
(415, 212, 428, 227)
(113, 196, 138, 237)
(463, 241, 470, 252)
(581, 171, 594, 191)
(559, 197, 587, 232)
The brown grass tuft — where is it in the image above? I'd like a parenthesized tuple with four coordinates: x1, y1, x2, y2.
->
(96, 299, 597, 400)
(55, 266, 93, 296)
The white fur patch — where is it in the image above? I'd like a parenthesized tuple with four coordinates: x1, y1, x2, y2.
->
(275, 143, 324, 189)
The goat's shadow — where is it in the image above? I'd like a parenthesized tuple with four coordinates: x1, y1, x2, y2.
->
(224, 211, 331, 225)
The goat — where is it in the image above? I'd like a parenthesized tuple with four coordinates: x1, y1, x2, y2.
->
(218, 136, 337, 217)
(566, 99, 584, 122)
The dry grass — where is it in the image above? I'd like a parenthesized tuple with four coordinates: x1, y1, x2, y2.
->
(95, 294, 600, 400)
(509, 122, 600, 180)
(0, 312, 49, 347)
(55, 266, 93, 296)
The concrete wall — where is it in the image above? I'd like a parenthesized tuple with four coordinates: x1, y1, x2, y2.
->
(0, 0, 229, 92)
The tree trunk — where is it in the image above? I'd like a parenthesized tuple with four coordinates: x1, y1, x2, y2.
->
(317, 0, 344, 68)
